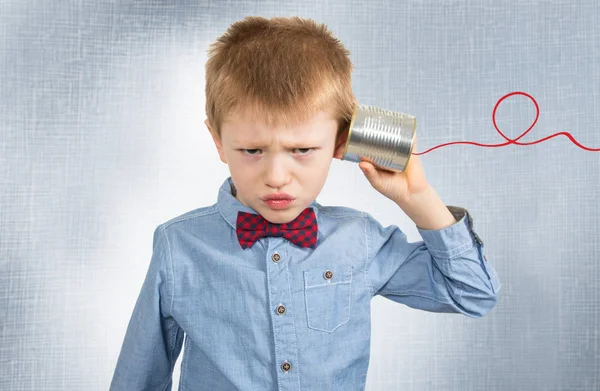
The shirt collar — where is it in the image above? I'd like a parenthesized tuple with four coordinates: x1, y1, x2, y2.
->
(217, 176, 320, 231)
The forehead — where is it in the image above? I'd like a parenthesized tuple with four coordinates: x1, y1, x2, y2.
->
(222, 107, 337, 142)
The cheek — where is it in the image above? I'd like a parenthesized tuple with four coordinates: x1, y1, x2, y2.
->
(230, 159, 259, 180)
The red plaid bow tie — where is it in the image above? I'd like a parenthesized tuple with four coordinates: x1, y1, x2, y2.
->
(236, 208, 318, 249)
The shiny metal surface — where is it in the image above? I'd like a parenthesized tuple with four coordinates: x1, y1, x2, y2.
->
(342, 105, 417, 172)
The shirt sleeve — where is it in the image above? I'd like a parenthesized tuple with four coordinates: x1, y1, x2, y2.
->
(365, 205, 501, 318)
(110, 225, 184, 390)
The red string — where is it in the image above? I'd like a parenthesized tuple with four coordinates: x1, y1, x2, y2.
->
(412, 91, 600, 155)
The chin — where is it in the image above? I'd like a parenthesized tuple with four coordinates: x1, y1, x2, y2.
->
(261, 205, 302, 224)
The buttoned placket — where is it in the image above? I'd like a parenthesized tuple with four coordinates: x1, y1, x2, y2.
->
(265, 239, 301, 390)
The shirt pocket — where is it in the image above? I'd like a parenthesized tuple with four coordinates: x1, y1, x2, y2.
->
(303, 265, 353, 333)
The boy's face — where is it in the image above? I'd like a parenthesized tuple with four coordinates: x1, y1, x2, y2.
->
(206, 108, 347, 224)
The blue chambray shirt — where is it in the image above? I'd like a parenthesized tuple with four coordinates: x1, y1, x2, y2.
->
(110, 177, 501, 391)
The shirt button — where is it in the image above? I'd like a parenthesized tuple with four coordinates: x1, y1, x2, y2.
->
(281, 361, 291, 372)
(276, 304, 286, 315)
(271, 252, 280, 262)
(324, 270, 333, 280)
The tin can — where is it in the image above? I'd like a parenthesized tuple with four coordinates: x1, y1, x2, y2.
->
(341, 104, 417, 173)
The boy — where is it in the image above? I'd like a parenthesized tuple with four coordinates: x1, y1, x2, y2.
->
(110, 16, 500, 391)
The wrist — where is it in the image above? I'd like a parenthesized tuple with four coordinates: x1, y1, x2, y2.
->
(394, 183, 432, 206)
(395, 185, 457, 230)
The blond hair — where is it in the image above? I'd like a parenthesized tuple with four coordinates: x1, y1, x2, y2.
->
(205, 16, 356, 139)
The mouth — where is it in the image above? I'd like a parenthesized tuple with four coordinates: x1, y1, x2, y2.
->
(262, 197, 295, 210)
(261, 193, 295, 201)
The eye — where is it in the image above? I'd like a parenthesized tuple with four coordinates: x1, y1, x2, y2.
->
(241, 149, 262, 155)
(294, 148, 315, 155)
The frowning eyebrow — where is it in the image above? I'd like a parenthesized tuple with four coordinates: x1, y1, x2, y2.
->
(230, 139, 324, 148)
(233, 144, 319, 149)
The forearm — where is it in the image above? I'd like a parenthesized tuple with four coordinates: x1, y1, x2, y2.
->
(395, 185, 457, 230)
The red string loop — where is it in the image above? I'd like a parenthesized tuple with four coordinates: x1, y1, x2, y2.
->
(413, 91, 600, 155)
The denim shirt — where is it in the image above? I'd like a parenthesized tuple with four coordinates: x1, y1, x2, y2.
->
(110, 177, 501, 391)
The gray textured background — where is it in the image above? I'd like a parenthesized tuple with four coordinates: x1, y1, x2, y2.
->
(1, 1, 599, 390)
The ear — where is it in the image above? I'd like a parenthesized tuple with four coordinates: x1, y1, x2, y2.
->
(205, 119, 227, 164)
(333, 129, 349, 160)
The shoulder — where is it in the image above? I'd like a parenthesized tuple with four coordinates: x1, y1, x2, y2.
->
(315, 203, 366, 219)
(314, 203, 376, 235)
(315, 203, 383, 226)
(157, 204, 221, 233)
(316, 203, 402, 240)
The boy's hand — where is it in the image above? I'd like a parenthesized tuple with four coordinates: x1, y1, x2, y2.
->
(358, 136, 430, 204)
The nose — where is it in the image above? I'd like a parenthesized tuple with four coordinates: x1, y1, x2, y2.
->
(263, 154, 291, 189)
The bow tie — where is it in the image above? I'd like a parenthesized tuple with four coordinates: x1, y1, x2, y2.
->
(236, 208, 318, 249)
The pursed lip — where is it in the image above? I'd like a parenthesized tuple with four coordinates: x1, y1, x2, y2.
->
(261, 193, 295, 201)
